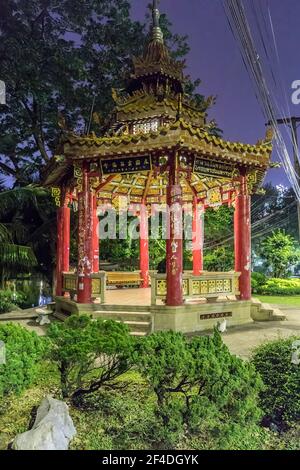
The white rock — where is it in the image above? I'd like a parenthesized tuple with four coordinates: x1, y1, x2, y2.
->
(217, 319, 227, 333)
(12, 396, 76, 450)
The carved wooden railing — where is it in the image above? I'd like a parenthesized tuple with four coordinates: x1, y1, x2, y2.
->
(150, 271, 241, 306)
(62, 272, 106, 303)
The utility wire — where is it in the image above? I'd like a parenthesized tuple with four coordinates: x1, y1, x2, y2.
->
(222, 0, 300, 199)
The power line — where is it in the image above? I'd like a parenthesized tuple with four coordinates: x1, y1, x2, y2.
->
(222, 0, 300, 201)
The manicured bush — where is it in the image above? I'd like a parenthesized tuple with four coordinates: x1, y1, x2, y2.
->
(253, 277, 300, 296)
(135, 330, 263, 448)
(251, 272, 267, 293)
(0, 290, 14, 314)
(47, 315, 135, 401)
(252, 337, 300, 426)
(0, 290, 27, 314)
(0, 323, 45, 397)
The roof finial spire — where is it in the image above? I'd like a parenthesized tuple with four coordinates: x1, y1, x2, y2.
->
(151, 0, 164, 43)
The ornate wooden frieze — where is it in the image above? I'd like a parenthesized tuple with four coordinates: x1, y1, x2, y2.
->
(74, 163, 83, 192)
(194, 157, 237, 179)
(101, 156, 152, 175)
(51, 187, 61, 207)
(246, 171, 258, 194)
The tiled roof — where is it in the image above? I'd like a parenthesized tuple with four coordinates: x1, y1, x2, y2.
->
(63, 119, 272, 168)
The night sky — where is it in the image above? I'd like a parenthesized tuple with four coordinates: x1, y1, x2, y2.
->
(131, 0, 300, 187)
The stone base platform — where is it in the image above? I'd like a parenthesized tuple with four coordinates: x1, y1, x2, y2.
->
(152, 300, 253, 333)
(54, 296, 260, 335)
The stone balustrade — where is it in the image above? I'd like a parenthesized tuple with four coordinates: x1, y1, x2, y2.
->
(62, 272, 106, 304)
(150, 271, 241, 306)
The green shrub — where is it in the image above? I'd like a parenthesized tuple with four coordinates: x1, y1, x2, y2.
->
(252, 337, 300, 426)
(0, 323, 45, 397)
(47, 315, 135, 401)
(271, 424, 300, 450)
(254, 278, 300, 296)
(251, 272, 267, 293)
(135, 330, 263, 448)
(0, 290, 14, 314)
(204, 247, 234, 272)
(0, 290, 27, 313)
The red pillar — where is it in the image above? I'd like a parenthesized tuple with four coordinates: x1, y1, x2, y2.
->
(166, 153, 183, 306)
(192, 197, 204, 275)
(62, 206, 70, 273)
(234, 174, 251, 300)
(77, 164, 93, 304)
(56, 195, 70, 296)
(92, 194, 99, 273)
(56, 206, 64, 296)
(140, 199, 149, 288)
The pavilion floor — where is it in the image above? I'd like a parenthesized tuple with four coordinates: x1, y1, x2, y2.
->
(104, 287, 152, 306)
(103, 287, 212, 307)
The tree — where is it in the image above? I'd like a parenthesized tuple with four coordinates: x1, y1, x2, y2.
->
(47, 315, 135, 402)
(0, 0, 197, 186)
(203, 206, 234, 271)
(252, 337, 300, 427)
(204, 246, 234, 272)
(251, 184, 298, 247)
(0, 322, 44, 397)
(0, 186, 59, 286)
(135, 330, 263, 448)
(258, 230, 300, 278)
(0, 187, 42, 286)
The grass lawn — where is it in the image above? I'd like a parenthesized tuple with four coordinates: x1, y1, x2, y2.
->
(1, 358, 300, 450)
(0, 362, 276, 451)
(257, 295, 300, 306)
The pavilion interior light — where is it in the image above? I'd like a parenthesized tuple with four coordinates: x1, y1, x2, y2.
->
(222, 0, 300, 201)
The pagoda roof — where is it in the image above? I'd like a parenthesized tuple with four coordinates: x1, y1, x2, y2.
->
(44, 1, 273, 202)
(62, 119, 272, 169)
(113, 92, 206, 127)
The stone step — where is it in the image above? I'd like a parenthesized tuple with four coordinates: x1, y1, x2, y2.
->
(93, 310, 151, 322)
(0, 310, 37, 321)
(271, 309, 287, 321)
(53, 311, 70, 322)
(121, 320, 151, 333)
(98, 316, 152, 333)
(130, 331, 148, 337)
(98, 304, 150, 312)
(251, 299, 286, 322)
(251, 299, 262, 307)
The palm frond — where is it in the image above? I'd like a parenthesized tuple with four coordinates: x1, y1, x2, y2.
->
(0, 224, 13, 243)
(3, 222, 30, 244)
(0, 243, 38, 269)
(0, 186, 49, 217)
(28, 218, 57, 243)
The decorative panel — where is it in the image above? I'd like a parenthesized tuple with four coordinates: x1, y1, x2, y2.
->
(92, 279, 101, 295)
(200, 280, 208, 294)
(208, 280, 216, 293)
(192, 280, 201, 295)
(156, 280, 167, 296)
(63, 276, 77, 292)
(200, 312, 232, 320)
(183, 279, 188, 296)
(223, 279, 232, 293)
(133, 119, 159, 135)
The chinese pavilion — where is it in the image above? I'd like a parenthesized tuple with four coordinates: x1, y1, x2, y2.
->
(45, 0, 273, 333)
